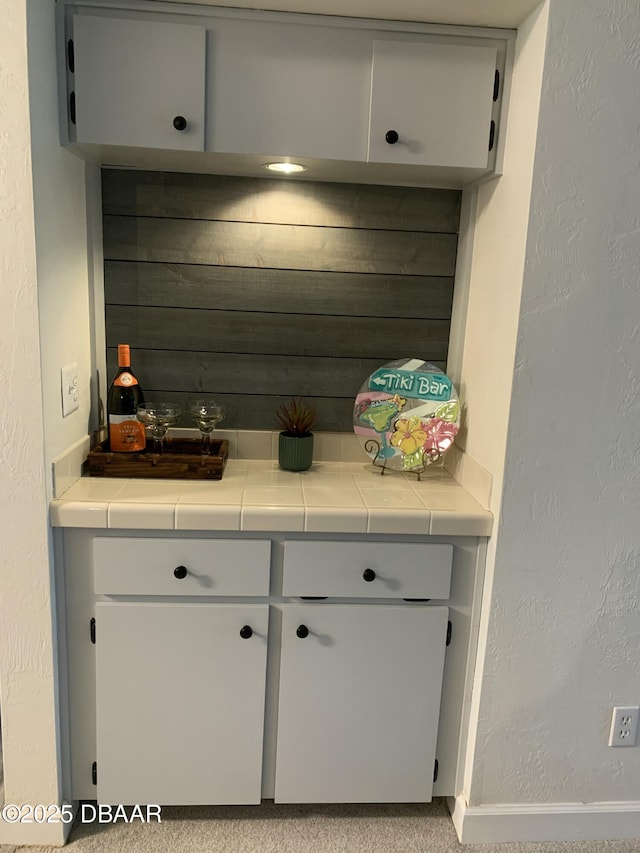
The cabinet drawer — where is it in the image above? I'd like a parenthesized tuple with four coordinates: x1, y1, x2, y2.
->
(94, 538, 270, 596)
(282, 541, 451, 599)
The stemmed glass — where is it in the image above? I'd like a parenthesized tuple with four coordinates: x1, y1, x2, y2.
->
(188, 400, 225, 455)
(137, 402, 181, 456)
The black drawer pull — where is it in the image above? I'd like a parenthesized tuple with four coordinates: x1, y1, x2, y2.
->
(296, 625, 309, 639)
(385, 129, 399, 144)
(173, 565, 188, 579)
(363, 568, 376, 582)
(173, 115, 187, 131)
(240, 625, 253, 639)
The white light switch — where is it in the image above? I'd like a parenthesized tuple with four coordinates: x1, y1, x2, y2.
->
(61, 362, 79, 417)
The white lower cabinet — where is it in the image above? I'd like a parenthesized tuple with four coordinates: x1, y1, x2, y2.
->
(69, 534, 455, 806)
(274, 604, 449, 803)
(95, 601, 268, 805)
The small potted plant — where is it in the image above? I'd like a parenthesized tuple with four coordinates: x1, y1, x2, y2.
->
(276, 397, 318, 471)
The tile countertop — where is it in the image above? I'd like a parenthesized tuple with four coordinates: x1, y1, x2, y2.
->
(49, 461, 492, 536)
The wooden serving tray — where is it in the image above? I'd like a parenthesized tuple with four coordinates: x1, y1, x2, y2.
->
(87, 438, 229, 480)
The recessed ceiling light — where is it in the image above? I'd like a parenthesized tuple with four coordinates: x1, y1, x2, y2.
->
(264, 162, 306, 174)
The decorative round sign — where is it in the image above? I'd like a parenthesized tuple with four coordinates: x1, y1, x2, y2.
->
(353, 358, 460, 472)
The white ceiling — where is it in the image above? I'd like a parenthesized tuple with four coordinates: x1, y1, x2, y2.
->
(158, 0, 543, 30)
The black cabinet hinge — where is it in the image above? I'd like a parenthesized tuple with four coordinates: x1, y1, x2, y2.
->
(493, 68, 500, 101)
(433, 759, 439, 783)
(67, 38, 75, 73)
(488, 120, 496, 152)
(90, 617, 96, 644)
(92, 761, 97, 785)
(446, 620, 452, 646)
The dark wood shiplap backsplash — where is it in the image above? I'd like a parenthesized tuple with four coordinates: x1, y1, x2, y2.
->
(102, 171, 460, 431)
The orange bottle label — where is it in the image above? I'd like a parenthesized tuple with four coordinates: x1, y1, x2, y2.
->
(113, 372, 138, 388)
(109, 416, 146, 452)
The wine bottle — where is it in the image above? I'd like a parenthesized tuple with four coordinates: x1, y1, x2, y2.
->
(107, 344, 146, 452)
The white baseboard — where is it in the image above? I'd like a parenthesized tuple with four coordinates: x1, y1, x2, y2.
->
(449, 794, 640, 844)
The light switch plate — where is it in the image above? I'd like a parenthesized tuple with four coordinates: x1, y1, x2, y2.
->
(61, 362, 79, 417)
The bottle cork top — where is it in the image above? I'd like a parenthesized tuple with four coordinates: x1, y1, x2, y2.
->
(117, 344, 131, 367)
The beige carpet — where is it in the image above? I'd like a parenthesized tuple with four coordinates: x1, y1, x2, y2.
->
(13, 799, 640, 853)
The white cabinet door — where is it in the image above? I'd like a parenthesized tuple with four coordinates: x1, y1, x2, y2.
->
(208, 18, 370, 161)
(274, 604, 448, 803)
(72, 14, 206, 150)
(368, 40, 497, 169)
(95, 602, 268, 805)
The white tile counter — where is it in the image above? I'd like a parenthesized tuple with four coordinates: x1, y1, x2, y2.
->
(50, 460, 492, 536)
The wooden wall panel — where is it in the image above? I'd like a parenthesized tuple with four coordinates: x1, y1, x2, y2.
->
(103, 216, 457, 276)
(104, 262, 454, 319)
(106, 306, 449, 360)
(102, 171, 462, 232)
(102, 171, 461, 431)
(106, 348, 447, 396)
(149, 391, 359, 434)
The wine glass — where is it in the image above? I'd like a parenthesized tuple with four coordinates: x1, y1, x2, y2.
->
(137, 402, 181, 455)
(188, 400, 225, 455)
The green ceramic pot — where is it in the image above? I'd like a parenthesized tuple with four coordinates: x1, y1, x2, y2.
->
(278, 432, 314, 472)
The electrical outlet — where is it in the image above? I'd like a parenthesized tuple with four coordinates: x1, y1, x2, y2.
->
(61, 362, 79, 418)
(608, 706, 639, 747)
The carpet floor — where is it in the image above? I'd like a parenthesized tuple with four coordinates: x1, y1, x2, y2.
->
(10, 799, 640, 853)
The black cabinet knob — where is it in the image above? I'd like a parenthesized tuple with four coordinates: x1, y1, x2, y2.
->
(173, 115, 187, 131)
(240, 625, 253, 639)
(363, 568, 376, 582)
(385, 129, 399, 144)
(296, 625, 309, 639)
(173, 565, 188, 579)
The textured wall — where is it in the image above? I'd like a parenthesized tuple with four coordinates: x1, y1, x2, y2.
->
(456, 4, 548, 490)
(453, 0, 550, 798)
(0, 0, 60, 816)
(469, 0, 640, 804)
(29, 1, 94, 489)
(0, 0, 94, 842)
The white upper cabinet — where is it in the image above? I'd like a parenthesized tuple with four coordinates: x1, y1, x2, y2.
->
(71, 13, 206, 150)
(60, 5, 509, 181)
(208, 19, 371, 161)
(368, 40, 498, 169)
